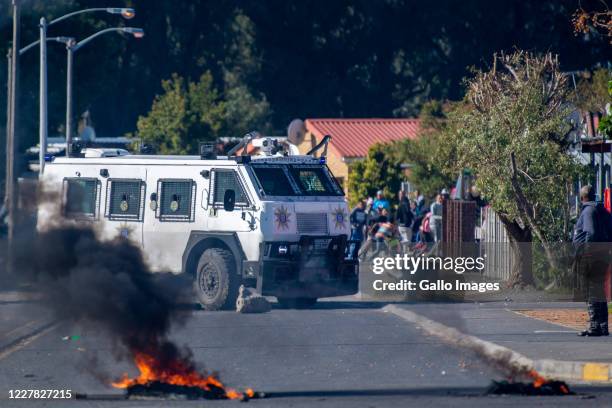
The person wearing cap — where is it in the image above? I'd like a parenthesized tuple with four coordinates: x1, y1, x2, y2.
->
(372, 190, 390, 213)
(573, 185, 612, 336)
(440, 188, 450, 200)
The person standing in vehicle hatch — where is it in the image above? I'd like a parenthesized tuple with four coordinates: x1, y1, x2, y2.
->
(573, 185, 612, 337)
(349, 200, 368, 259)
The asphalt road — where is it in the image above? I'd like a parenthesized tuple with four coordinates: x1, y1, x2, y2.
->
(1, 300, 612, 407)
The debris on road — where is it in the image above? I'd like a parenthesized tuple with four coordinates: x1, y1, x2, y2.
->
(236, 285, 271, 313)
(61, 335, 81, 341)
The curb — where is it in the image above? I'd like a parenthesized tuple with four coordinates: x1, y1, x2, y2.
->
(383, 304, 612, 384)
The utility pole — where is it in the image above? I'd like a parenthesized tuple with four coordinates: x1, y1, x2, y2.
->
(39, 17, 48, 174)
(6, 0, 20, 274)
(4, 50, 12, 211)
(63, 27, 143, 157)
(65, 40, 74, 157)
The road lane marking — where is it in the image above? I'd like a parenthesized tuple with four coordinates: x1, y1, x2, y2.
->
(0, 319, 45, 340)
(0, 322, 59, 361)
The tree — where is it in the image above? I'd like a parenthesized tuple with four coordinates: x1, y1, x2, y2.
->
(220, 10, 272, 137)
(572, 68, 612, 114)
(135, 72, 225, 154)
(598, 78, 612, 138)
(396, 100, 458, 197)
(454, 51, 586, 287)
(347, 143, 403, 207)
(573, 4, 612, 43)
(223, 72, 272, 137)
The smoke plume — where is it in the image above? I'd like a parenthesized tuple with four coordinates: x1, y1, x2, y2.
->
(15, 224, 194, 375)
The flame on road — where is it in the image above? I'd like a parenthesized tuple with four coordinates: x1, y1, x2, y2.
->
(112, 351, 254, 400)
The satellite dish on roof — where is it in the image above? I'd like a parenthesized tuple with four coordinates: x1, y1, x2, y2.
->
(287, 119, 306, 146)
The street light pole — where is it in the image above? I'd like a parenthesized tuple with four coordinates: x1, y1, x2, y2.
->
(64, 27, 144, 157)
(39, 7, 135, 167)
(6, 0, 20, 274)
(65, 41, 74, 157)
(4, 50, 12, 211)
(39, 17, 47, 174)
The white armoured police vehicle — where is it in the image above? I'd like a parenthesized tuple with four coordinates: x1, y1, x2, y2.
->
(38, 134, 358, 310)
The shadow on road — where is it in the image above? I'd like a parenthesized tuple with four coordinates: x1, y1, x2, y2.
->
(265, 386, 486, 398)
(265, 385, 612, 399)
(273, 301, 390, 310)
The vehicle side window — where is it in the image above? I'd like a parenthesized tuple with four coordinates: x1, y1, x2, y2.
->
(211, 169, 249, 208)
(157, 179, 196, 222)
(105, 179, 145, 221)
(63, 178, 100, 220)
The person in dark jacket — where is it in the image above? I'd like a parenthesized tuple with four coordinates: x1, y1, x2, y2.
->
(349, 200, 368, 259)
(573, 185, 612, 336)
(410, 200, 421, 242)
(396, 190, 414, 245)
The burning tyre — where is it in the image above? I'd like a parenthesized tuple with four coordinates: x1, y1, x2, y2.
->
(195, 247, 240, 310)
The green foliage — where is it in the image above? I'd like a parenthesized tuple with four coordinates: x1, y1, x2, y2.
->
(223, 72, 272, 137)
(133, 9, 274, 152)
(347, 143, 403, 207)
(597, 78, 612, 138)
(572, 68, 611, 113)
(600, 114, 612, 138)
(396, 100, 459, 197)
(0, 1, 608, 204)
(2, 0, 609, 150)
(456, 51, 586, 243)
(220, 10, 272, 137)
(135, 72, 225, 154)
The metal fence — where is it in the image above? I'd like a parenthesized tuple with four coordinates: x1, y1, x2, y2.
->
(479, 206, 514, 281)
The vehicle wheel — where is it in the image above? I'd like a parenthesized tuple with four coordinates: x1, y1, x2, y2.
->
(194, 247, 239, 311)
(277, 297, 318, 309)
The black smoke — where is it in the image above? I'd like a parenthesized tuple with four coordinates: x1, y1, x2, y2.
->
(15, 224, 193, 372)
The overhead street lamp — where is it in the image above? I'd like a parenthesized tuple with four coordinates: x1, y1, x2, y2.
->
(5, 36, 73, 171)
(39, 7, 135, 172)
(65, 27, 144, 157)
(6, 37, 71, 175)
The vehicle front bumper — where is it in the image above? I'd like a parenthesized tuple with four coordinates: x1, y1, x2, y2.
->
(255, 235, 359, 298)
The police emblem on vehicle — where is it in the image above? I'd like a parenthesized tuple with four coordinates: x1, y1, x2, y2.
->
(170, 194, 180, 212)
(274, 205, 290, 230)
(332, 207, 347, 229)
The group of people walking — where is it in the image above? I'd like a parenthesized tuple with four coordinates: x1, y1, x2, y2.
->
(346, 183, 611, 338)
(348, 188, 449, 259)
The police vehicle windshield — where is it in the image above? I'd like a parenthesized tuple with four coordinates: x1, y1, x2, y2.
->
(250, 163, 343, 197)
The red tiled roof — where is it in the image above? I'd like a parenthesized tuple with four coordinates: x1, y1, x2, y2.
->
(305, 118, 420, 158)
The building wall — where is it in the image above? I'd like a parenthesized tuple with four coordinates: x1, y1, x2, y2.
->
(297, 131, 350, 193)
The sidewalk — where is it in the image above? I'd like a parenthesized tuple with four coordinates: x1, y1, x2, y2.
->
(384, 301, 612, 383)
